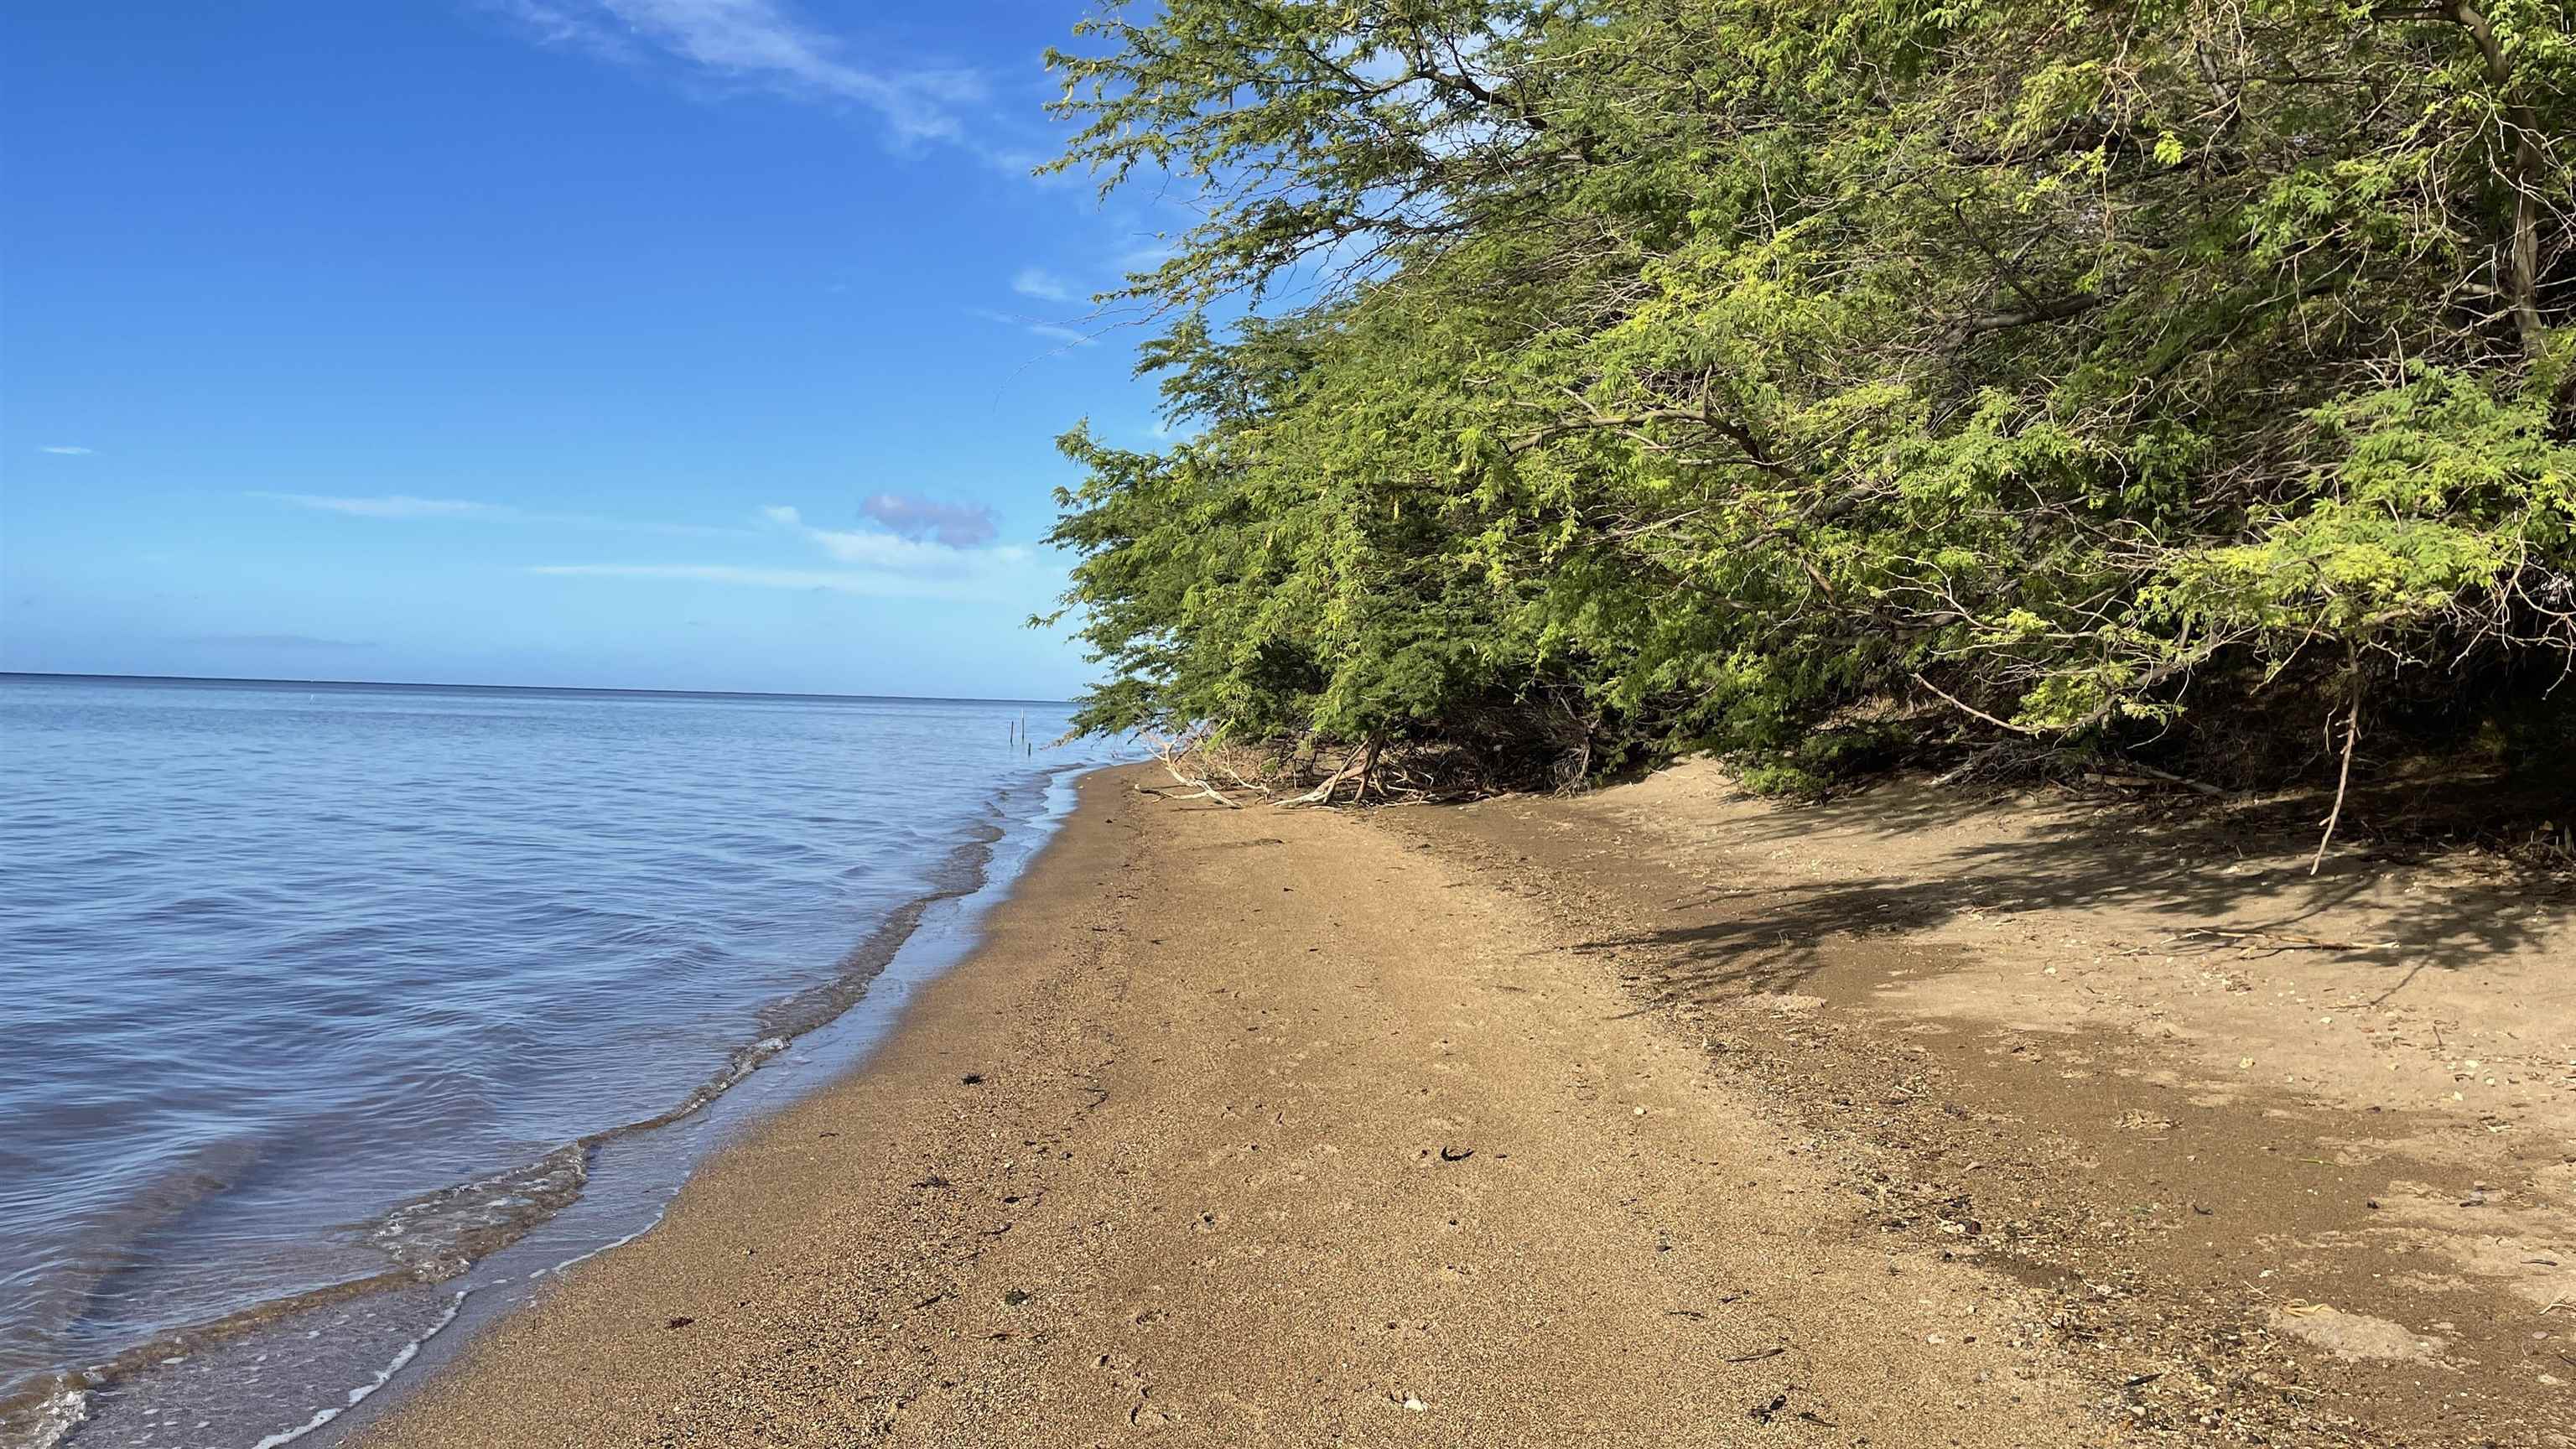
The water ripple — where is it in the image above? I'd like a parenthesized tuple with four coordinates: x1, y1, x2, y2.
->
(0, 677, 1098, 1428)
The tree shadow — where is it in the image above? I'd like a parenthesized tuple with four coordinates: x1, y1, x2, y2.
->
(1469, 772, 2572, 1006)
(1569, 878, 1973, 1004)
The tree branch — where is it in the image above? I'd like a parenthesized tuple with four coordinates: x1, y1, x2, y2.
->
(1914, 673, 2039, 735)
(1957, 293, 2109, 337)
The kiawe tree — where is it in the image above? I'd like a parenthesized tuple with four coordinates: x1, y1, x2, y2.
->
(1038, 0, 2576, 803)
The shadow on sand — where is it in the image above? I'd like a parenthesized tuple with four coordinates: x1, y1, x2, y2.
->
(1447, 774, 2571, 1006)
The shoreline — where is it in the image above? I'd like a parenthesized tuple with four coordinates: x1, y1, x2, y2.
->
(41, 755, 2525, 1446)
(23, 761, 1106, 1449)
(338, 759, 2572, 1448)
(343, 764, 1176, 1446)
(345, 765, 2113, 1447)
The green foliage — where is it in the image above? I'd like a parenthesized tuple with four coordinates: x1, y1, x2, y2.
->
(1039, 0, 2576, 787)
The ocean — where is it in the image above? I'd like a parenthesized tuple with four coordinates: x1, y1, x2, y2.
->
(0, 674, 1118, 1446)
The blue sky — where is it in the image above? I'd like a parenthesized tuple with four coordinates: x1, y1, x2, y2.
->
(0, 1, 1176, 698)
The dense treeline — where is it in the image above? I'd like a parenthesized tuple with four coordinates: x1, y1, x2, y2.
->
(1039, 0, 2576, 798)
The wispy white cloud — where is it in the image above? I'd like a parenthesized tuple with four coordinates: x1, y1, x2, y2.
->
(531, 560, 1026, 600)
(760, 501, 1021, 569)
(1115, 238, 1180, 273)
(978, 144, 1072, 184)
(532, 563, 967, 597)
(485, 0, 986, 143)
(1010, 267, 1078, 304)
(38, 445, 95, 456)
(254, 492, 503, 520)
(535, 501, 1040, 600)
(251, 491, 740, 537)
(969, 307, 1095, 349)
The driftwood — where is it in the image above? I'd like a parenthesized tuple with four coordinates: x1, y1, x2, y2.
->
(1142, 729, 1244, 808)
(1281, 739, 1382, 807)
(1130, 731, 1415, 809)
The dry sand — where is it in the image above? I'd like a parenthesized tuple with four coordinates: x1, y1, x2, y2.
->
(361, 761, 2573, 1447)
(1388, 761, 2575, 1446)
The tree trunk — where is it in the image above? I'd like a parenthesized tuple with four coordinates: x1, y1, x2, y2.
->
(2450, 2, 2548, 357)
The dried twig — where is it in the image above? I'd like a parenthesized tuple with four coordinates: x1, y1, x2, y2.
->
(2310, 692, 2361, 875)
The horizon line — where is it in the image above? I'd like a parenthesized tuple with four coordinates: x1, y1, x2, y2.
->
(0, 670, 1078, 708)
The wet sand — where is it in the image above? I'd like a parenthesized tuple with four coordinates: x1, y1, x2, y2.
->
(356, 766, 2106, 1446)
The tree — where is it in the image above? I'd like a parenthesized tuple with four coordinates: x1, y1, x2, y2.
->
(1040, 0, 2576, 797)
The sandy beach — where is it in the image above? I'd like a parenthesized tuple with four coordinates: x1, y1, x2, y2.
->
(357, 763, 2573, 1447)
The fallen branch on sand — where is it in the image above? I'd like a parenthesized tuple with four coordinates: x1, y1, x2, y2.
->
(1141, 728, 1244, 808)
(1280, 739, 1382, 808)
(2171, 927, 2398, 953)
(2103, 761, 2228, 797)
(1132, 730, 1434, 808)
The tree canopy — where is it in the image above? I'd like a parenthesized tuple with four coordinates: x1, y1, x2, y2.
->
(1040, 0, 2576, 795)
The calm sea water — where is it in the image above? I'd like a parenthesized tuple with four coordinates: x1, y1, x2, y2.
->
(0, 675, 1115, 1446)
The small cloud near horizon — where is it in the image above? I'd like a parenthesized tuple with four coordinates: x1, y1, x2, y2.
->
(760, 500, 1010, 558)
(536, 500, 1036, 600)
(859, 492, 999, 548)
(39, 445, 95, 455)
(186, 632, 377, 650)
